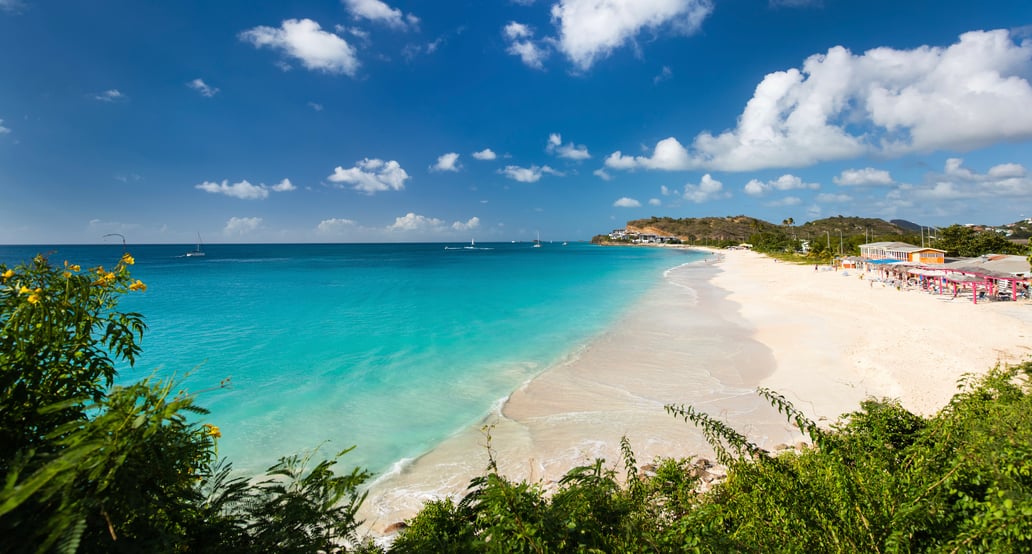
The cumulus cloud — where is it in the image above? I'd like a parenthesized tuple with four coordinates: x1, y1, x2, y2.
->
(605, 137, 692, 170)
(613, 197, 641, 208)
(271, 178, 296, 192)
(328, 158, 410, 194)
(834, 167, 893, 186)
(0, 118, 9, 134)
(452, 217, 481, 231)
(195, 178, 296, 200)
(431, 152, 461, 172)
(225, 216, 262, 235)
(546, 133, 591, 160)
(187, 78, 219, 97)
(551, 0, 714, 71)
(342, 0, 418, 29)
(317, 218, 357, 234)
(240, 19, 359, 76)
(503, 22, 550, 69)
(682, 173, 727, 203)
(606, 29, 1032, 173)
(593, 168, 612, 180)
(648, 198, 662, 206)
(499, 164, 562, 182)
(913, 158, 1032, 200)
(743, 174, 819, 196)
(388, 212, 445, 232)
(94, 89, 126, 102)
(472, 148, 497, 160)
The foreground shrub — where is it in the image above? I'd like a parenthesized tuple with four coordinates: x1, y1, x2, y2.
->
(0, 254, 371, 553)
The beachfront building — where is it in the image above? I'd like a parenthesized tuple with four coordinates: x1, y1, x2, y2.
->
(859, 242, 946, 264)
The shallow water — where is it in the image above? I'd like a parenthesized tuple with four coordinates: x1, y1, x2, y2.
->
(0, 242, 699, 474)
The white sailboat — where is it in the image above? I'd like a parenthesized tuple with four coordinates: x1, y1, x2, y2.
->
(185, 233, 205, 257)
(533, 231, 542, 248)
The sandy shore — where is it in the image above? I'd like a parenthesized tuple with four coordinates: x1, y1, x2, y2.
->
(358, 248, 1032, 535)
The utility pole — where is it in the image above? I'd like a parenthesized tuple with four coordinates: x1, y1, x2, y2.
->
(838, 229, 843, 255)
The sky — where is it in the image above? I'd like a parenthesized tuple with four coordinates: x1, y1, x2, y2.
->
(1, 0, 1031, 244)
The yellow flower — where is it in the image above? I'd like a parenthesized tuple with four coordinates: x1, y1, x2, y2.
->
(63, 271, 72, 279)
(128, 280, 147, 292)
(121, 253, 135, 266)
(204, 424, 222, 439)
(71, 265, 80, 272)
(19, 285, 31, 294)
(1, 269, 13, 280)
(27, 294, 40, 304)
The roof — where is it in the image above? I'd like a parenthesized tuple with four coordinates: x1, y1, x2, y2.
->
(859, 242, 946, 254)
(944, 254, 1030, 277)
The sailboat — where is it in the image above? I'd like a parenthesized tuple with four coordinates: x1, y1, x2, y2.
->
(533, 231, 542, 248)
(185, 233, 205, 257)
(463, 238, 477, 250)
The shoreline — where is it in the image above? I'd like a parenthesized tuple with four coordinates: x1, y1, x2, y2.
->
(358, 248, 1032, 536)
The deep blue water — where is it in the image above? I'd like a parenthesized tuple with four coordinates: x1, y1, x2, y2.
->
(1, 242, 701, 475)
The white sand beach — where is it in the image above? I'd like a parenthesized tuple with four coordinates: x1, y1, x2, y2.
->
(359, 248, 1032, 534)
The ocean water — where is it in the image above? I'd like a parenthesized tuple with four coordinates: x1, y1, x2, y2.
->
(1, 242, 701, 475)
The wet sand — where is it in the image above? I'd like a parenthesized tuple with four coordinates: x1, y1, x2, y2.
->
(358, 248, 1032, 535)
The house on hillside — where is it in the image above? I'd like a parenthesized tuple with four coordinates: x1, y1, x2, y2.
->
(859, 242, 946, 264)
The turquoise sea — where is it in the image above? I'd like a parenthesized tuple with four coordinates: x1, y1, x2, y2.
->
(1, 242, 702, 475)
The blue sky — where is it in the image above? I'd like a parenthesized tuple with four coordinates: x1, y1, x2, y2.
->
(1, 0, 1031, 244)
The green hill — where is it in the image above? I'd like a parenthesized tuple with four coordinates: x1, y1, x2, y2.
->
(617, 215, 913, 245)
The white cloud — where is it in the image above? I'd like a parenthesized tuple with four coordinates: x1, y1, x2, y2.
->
(987, 162, 1026, 179)
(388, 212, 445, 232)
(195, 178, 295, 199)
(499, 164, 562, 182)
(308, 101, 324, 111)
(271, 178, 296, 192)
(605, 137, 692, 170)
(342, 0, 418, 29)
(546, 133, 591, 160)
(432, 152, 461, 172)
(472, 148, 497, 160)
(504, 22, 550, 69)
(452, 216, 481, 231)
(240, 19, 359, 76)
(613, 197, 641, 207)
(551, 0, 714, 71)
(317, 218, 357, 233)
(913, 158, 1032, 200)
(606, 29, 1032, 173)
(593, 168, 612, 180)
(743, 174, 819, 196)
(682, 173, 727, 203)
(187, 78, 219, 97)
(94, 89, 126, 102)
(225, 216, 262, 235)
(648, 198, 662, 206)
(0, 118, 9, 134)
(328, 158, 410, 194)
(834, 167, 893, 186)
